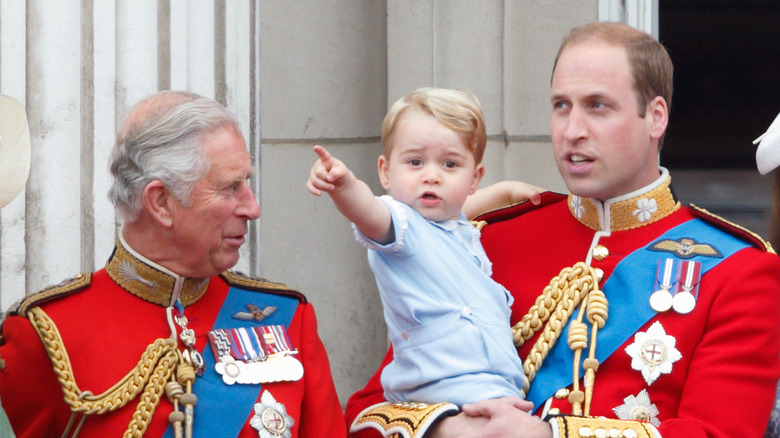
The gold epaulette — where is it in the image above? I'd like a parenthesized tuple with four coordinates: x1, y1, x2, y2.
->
(350, 401, 459, 438)
(8, 273, 92, 318)
(548, 415, 661, 438)
(689, 204, 775, 254)
(220, 270, 307, 303)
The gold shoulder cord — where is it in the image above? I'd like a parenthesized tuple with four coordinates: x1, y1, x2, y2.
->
(28, 306, 181, 438)
(512, 262, 607, 416)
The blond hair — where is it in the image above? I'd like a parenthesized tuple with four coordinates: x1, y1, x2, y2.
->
(381, 88, 487, 163)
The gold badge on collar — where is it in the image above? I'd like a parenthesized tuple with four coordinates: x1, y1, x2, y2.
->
(625, 322, 681, 386)
(648, 237, 722, 259)
(251, 391, 294, 438)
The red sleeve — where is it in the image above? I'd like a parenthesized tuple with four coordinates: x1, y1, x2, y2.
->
(657, 249, 780, 437)
(0, 314, 68, 437)
(293, 302, 349, 438)
(344, 347, 394, 437)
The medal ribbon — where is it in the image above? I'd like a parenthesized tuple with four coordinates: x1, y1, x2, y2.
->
(163, 287, 299, 438)
(656, 258, 676, 291)
(527, 217, 751, 409)
(677, 260, 701, 295)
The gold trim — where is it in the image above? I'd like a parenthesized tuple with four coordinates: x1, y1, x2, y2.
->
(550, 415, 659, 438)
(28, 306, 180, 438)
(15, 273, 92, 317)
(221, 270, 296, 293)
(570, 176, 680, 232)
(690, 204, 776, 254)
(105, 241, 208, 307)
(351, 401, 459, 438)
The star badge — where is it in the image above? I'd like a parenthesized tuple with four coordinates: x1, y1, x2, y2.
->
(613, 389, 661, 427)
(251, 391, 294, 438)
(625, 321, 682, 385)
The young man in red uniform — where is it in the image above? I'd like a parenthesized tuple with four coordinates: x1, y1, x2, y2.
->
(346, 22, 780, 438)
(0, 91, 346, 437)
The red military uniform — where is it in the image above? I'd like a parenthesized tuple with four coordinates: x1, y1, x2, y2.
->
(0, 238, 346, 438)
(346, 172, 780, 438)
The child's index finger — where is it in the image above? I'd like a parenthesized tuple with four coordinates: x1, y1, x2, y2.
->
(313, 144, 333, 169)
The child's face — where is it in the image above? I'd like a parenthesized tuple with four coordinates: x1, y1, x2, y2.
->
(378, 109, 484, 222)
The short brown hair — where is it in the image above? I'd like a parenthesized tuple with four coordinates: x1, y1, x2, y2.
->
(381, 88, 487, 163)
(553, 22, 673, 120)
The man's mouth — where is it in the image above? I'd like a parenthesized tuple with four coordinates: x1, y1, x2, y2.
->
(570, 153, 591, 165)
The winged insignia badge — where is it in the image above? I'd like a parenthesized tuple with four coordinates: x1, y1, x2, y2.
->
(232, 304, 277, 322)
(648, 238, 722, 259)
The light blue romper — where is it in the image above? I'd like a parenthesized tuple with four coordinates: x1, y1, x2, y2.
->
(354, 196, 526, 407)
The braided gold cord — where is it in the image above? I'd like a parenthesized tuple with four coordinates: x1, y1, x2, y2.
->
(124, 347, 179, 437)
(27, 306, 180, 437)
(512, 262, 600, 394)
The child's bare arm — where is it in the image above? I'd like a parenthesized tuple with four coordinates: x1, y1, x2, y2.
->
(307, 145, 394, 243)
(463, 180, 544, 219)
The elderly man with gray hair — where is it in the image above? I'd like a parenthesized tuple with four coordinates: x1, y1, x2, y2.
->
(0, 91, 346, 438)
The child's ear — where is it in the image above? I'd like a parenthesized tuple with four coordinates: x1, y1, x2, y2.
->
(378, 155, 391, 191)
(469, 163, 486, 194)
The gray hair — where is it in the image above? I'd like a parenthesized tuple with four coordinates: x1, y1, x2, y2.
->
(108, 91, 241, 222)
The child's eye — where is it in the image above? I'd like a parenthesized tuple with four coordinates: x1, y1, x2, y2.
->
(443, 160, 457, 169)
(409, 158, 423, 166)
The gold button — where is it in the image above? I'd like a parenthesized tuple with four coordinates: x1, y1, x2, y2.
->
(592, 245, 609, 261)
(593, 268, 604, 282)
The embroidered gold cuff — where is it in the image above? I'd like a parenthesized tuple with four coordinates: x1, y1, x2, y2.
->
(549, 415, 661, 438)
(350, 401, 459, 438)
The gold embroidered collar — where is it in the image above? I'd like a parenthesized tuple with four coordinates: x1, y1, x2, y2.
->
(568, 168, 681, 232)
(105, 233, 209, 307)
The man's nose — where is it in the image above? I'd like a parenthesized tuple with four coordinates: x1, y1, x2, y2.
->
(563, 108, 588, 142)
(237, 183, 261, 219)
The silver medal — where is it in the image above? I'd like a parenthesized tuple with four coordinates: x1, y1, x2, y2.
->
(650, 258, 676, 312)
(649, 289, 673, 312)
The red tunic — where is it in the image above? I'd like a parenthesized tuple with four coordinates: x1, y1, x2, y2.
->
(0, 244, 346, 438)
(346, 178, 780, 438)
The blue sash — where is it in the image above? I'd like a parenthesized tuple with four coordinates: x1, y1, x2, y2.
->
(163, 287, 299, 437)
(527, 218, 751, 408)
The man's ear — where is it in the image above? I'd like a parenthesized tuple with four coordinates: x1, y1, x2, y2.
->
(142, 180, 174, 228)
(647, 96, 669, 141)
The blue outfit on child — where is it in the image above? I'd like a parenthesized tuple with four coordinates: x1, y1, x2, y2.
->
(354, 195, 526, 407)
